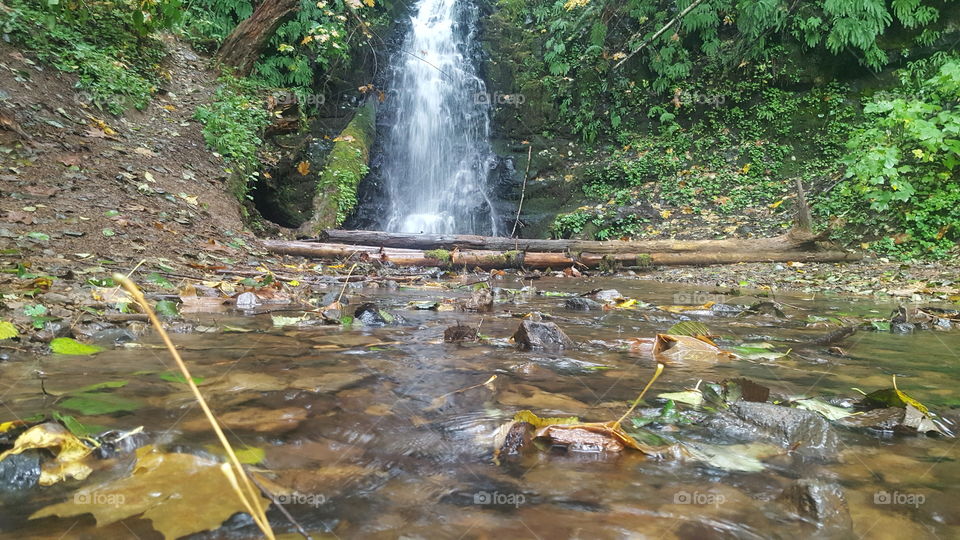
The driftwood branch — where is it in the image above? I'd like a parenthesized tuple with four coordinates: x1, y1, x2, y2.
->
(263, 239, 860, 269)
(312, 227, 834, 254)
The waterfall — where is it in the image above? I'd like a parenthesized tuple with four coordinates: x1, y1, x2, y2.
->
(376, 0, 501, 235)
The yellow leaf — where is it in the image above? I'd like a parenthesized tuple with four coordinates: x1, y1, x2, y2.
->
(741, 163, 751, 174)
(31, 446, 270, 539)
(296, 161, 310, 175)
(0, 321, 18, 340)
(768, 199, 784, 209)
(660, 210, 672, 219)
(0, 423, 93, 485)
(332, 135, 356, 142)
(513, 410, 580, 428)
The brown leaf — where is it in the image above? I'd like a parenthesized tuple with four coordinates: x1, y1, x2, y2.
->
(30, 446, 270, 540)
(57, 153, 83, 167)
(4, 210, 34, 224)
(296, 161, 310, 175)
(653, 334, 734, 363)
(24, 185, 57, 197)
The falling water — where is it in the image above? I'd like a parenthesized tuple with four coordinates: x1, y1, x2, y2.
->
(377, 0, 501, 235)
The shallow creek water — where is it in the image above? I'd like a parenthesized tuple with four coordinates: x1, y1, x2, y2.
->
(1, 277, 958, 539)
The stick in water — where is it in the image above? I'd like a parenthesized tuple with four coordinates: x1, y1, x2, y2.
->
(114, 274, 275, 539)
(614, 363, 665, 429)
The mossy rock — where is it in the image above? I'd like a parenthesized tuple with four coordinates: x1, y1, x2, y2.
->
(299, 101, 376, 234)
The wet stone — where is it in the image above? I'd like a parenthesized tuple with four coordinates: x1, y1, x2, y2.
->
(778, 479, 852, 534)
(564, 297, 602, 311)
(444, 323, 477, 343)
(90, 327, 137, 346)
(706, 402, 840, 460)
(235, 292, 259, 310)
(0, 450, 40, 491)
(463, 287, 493, 312)
(512, 320, 575, 351)
(593, 289, 621, 303)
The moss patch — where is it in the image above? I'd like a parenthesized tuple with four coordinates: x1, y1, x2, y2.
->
(300, 101, 376, 234)
(424, 249, 452, 263)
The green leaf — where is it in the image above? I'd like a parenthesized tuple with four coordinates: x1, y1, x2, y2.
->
(71, 380, 128, 393)
(101, 228, 115, 237)
(159, 372, 204, 384)
(0, 321, 18, 340)
(52, 411, 104, 438)
(146, 272, 174, 289)
(50, 337, 104, 356)
(657, 390, 704, 407)
(59, 393, 142, 415)
(27, 232, 50, 241)
(154, 300, 179, 318)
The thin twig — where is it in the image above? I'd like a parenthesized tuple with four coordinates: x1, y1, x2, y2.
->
(336, 263, 358, 304)
(511, 145, 533, 238)
(614, 363, 665, 428)
(114, 274, 275, 539)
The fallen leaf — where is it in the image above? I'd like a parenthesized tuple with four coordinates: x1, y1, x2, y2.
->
(296, 161, 310, 175)
(0, 422, 93, 485)
(653, 334, 733, 363)
(30, 445, 270, 539)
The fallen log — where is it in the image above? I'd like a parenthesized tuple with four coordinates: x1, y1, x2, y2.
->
(263, 240, 861, 268)
(316, 228, 830, 254)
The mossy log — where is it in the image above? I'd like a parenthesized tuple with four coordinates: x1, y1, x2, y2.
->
(263, 240, 861, 268)
(297, 101, 376, 236)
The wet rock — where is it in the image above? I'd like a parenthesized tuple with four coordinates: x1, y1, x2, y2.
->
(892, 322, 915, 334)
(95, 428, 150, 459)
(839, 407, 904, 432)
(71, 322, 111, 339)
(463, 287, 493, 312)
(444, 323, 477, 343)
(167, 322, 195, 333)
(706, 402, 839, 460)
(354, 303, 403, 326)
(709, 303, 747, 315)
(90, 327, 137, 346)
(235, 292, 259, 310)
(512, 320, 574, 351)
(778, 479, 852, 534)
(34, 321, 70, 343)
(321, 291, 348, 306)
(564, 297, 602, 311)
(593, 289, 621, 303)
(0, 450, 40, 491)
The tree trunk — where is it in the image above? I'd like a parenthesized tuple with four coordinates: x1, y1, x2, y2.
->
(262, 240, 861, 268)
(216, 0, 300, 75)
(314, 228, 832, 254)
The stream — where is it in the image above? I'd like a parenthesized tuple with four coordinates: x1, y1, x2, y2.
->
(1, 277, 958, 539)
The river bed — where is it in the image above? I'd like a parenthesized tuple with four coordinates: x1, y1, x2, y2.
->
(1, 277, 958, 539)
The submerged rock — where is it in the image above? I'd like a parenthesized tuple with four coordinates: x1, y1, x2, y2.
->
(705, 401, 840, 460)
(564, 297, 602, 311)
(512, 320, 574, 351)
(778, 479, 852, 534)
(354, 303, 403, 326)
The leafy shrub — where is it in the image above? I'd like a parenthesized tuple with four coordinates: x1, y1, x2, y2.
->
(0, 0, 176, 114)
(194, 76, 271, 199)
(838, 56, 960, 258)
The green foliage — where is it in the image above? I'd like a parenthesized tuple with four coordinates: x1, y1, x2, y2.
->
(194, 75, 271, 200)
(836, 56, 960, 258)
(503, 0, 947, 142)
(0, 0, 175, 114)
